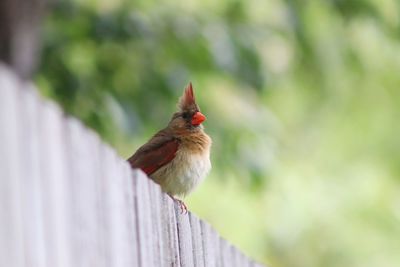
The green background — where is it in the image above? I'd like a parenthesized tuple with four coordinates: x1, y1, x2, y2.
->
(36, 0, 400, 266)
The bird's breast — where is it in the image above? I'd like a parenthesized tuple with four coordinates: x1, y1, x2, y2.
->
(150, 141, 211, 197)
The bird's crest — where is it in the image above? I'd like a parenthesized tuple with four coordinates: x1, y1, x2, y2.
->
(178, 82, 197, 110)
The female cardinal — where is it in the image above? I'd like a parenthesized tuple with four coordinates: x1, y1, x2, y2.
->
(128, 83, 212, 213)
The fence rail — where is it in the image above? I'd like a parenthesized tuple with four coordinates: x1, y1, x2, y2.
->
(0, 65, 264, 267)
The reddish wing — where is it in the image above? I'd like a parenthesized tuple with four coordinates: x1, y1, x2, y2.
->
(128, 132, 179, 176)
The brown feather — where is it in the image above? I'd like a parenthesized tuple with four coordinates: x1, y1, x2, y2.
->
(128, 130, 180, 175)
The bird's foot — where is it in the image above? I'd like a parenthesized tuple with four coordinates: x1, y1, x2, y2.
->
(168, 194, 188, 214)
(176, 199, 188, 214)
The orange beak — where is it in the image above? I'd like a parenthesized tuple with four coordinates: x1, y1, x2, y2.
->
(191, 111, 206, 126)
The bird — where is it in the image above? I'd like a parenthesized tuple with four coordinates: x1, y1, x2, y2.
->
(128, 83, 212, 213)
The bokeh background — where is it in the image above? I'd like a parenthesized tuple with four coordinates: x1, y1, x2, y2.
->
(35, 0, 400, 266)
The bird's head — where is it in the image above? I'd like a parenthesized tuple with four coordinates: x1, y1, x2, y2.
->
(168, 82, 206, 131)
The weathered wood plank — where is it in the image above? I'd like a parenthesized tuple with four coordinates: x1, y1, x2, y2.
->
(201, 220, 221, 267)
(0, 67, 24, 267)
(134, 170, 155, 267)
(175, 206, 194, 267)
(102, 146, 137, 267)
(231, 244, 248, 267)
(38, 96, 72, 267)
(148, 179, 164, 267)
(161, 191, 180, 266)
(189, 213, 205, 267)
(121, 163, 140, 267)
(220, 238, 232, 267)
(66, 118, 106, 267)
(103, 149, 135, 266)
(100, 143, 119, 266)
(19, 86, 47, 267)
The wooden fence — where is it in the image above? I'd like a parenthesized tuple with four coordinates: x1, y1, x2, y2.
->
(0, 65, 264, 267)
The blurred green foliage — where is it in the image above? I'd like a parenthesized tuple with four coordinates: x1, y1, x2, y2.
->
(36, 0, 400, 266)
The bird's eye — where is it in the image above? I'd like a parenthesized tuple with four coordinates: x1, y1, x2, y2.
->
(182, 112, 190, 119)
